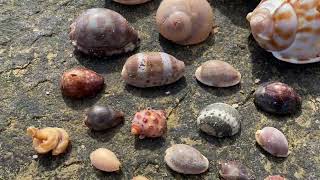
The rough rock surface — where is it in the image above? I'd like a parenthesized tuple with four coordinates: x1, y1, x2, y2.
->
(0, 0, 319, 179)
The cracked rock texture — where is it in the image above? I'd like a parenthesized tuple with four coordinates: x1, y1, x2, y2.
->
(1, 0, 319, 179)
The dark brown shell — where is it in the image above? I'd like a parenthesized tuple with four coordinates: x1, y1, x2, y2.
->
(218, 160, 255, 180)
(60, 67, 104, 98)
(254, 82, 301, 114)
(69, 8, 140, 56)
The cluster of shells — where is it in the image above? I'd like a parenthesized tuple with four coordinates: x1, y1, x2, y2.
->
(24, 0, 319, 179)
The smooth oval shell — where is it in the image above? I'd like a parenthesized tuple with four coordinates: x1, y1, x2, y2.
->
(131, 108, 167, 139)
(247, 0, 320, 63)
(165, 144, 209, 174)
(254, 82, 301, 115)
(255, 127, 289, 157)
(90, 148, 121, 172)
(69, 8, 140, 56)
(218, 160, 254, 180)
(113, 0, 151, 5)
(60, 67, 104, 98)
(264, 175, 287, 180)
(156, 0, 214, 45)
(85, 105, 124, 131)
(121, 52, 185, 87)
(197, 103, 241, 137)
(195, 60, 241, 87)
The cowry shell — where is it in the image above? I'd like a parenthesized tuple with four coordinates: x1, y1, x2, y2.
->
(195, 60, 241, 87)
(121, 52, 185, 87)
(156, 0, 214, 45)
(197, 103, 241, 137)
(165, 144, 209, 174)
(69, 8, 140, 56)
(255, 127, 289, 157)
(113, 0, 151, 5)
(218, 160, 255, 180)
(90, 148, 121, 172)
(247, 0, 320, 63)
(254, 82, 301, 115)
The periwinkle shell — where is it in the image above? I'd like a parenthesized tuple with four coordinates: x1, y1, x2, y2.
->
(197, 103, 241, 137)
(69, 8, 140, 56)
(254, 82, 301, 115)
(85, 105, 124, 131)
(255, 127, 289, 157)
(218, 160, 254, 180)
(113, 0, 151, 5)
(195, 60, 241, 87)
(164, 144, 209, 174)
(90, 148, 121, 172)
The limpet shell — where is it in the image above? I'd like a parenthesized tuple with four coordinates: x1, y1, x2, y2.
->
(218, 160, 254, 180)
(255, 127, 289, 157)
(90, 148, 121, 172)
(197, 103, 241, 137)
(195, 60, 241, 87)
(164, 144, 209, 174)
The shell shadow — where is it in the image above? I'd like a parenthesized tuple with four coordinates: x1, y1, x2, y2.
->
(87, 122, 125, 143)
(165, 165, 208, 180)
(134, 137, 166, 150)
(94, 168, 125, 180)
(255, 143, 287, 163)
(199, 130, 241, 148)
(125, 77, 187, 98)
(196, 79, 241, 97)
(158, 34, 216, 66)
(254, 104, 303, 121)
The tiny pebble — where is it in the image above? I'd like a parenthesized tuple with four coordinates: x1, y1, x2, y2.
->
(81, 145, 85, 149)
(69, 54, 73, 58)
(254, 79, 261, 84)
(165, 91, 170, 95)
(316, 97, 320, 102)
(32, 155, 38, 159)
(45, 91, 50, 95)
(232, 104, 239, 108)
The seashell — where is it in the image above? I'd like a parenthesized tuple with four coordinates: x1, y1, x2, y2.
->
(85, 105, 124, 131)
(60, 67, 104, 99)
(195, 60, 241, 87)
(156, 0, 214, 45)
(247, 0, 320, 64)
(27, 127, 70, 155)
(264, 175, 287, 180)
(113, 0, 151, 5)
(90, 148, 121, 172)
(254, 82, 301, 115)
(121, 52, 185, 87)
(218, 160, 254, 180)
(165, 144, 209, 174)
(131, 108, 167, 139)
(197, 103, 241, 137)
(255, 127, 289, 157)
(69, 8, 140, 56)
(132, 176, 149, 180)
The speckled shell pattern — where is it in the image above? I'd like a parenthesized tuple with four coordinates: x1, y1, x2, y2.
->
(69, 8, 140, 56)
(113, 0, 152, 5)
(197, 103, 241, 137)
(247, 0, 320, 63)
(121, 52, 185, 87)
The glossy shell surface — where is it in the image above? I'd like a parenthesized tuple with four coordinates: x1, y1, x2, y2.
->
(165, 144, 209, 174)
(197, 103, 241, 137)
(254, 82, 301, 114)
(247, 0, 320, 63)
(195, 60, 241, 87)
(131, 108, 167, 139)
(113, 0, 151, 5)
(69, 8, 140, 56)
(60, 67, 104, 98)
(218, 160, 254, 180)
(85, 105, 124, 131)
(90, 148, 121, 172)
(156, 0, 214, 45)
(255, 127, 289, 157)
(121, 52, 185, 87)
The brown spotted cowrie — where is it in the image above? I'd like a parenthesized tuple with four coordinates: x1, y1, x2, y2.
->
(121, 52, 185, 87)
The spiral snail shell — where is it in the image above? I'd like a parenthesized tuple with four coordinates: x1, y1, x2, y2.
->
(156, 0, 214, 45)
(247, 0, 320, 63)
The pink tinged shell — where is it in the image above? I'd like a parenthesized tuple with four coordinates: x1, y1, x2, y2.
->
(195, 60, 241, 87)
(156, 0, 214, 45)
(264, 175, 287, 180)
(247, 0, 320, 63)
(90, 148, 121, 172)
(131, 108, 167, 139)
(255, 127, 289, 157)
(218, 160, 254, 180)
(69, 8, 140, 56)
(121, 52, 185, 88)
(165, 144, 209, 174)
(113, 0, 151, 5)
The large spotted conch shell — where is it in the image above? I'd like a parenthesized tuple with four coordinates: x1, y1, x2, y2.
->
(247, 0, 320, 64)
